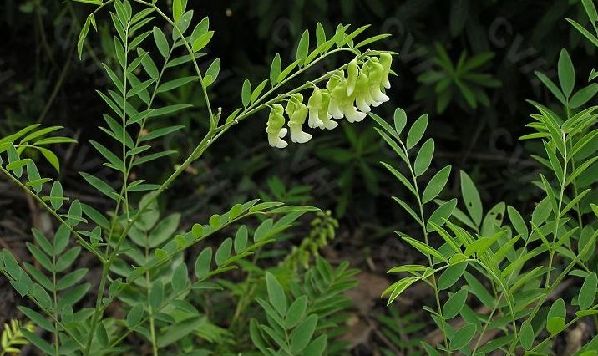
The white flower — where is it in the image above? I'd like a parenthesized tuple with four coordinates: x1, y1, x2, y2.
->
(286, 95, 312, 143)
(264, 53, 394, 149)
(266, 104, 288, 148)
(318, 91, 338, 130)
(307, 88, 324, 128)
(354, 72, 373, 113)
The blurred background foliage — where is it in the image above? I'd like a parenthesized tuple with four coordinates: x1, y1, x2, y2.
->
(0, 0, 596, 350)
(2, 0, 595, 253)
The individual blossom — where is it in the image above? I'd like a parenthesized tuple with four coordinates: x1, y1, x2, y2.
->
(364, 58, 390, 105)
(307, 88, 324, 129)
(326, 73, 345, 120)
(266, 104, 288, 148)
(379, 52, 393, 90)
(286, 94, 312, 143)
(328, 63, 367, 123)
(354, 71, 374, 113)
(318, 91, 338, 130)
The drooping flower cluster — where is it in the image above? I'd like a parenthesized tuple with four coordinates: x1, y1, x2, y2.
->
(266, 53, 393, 148)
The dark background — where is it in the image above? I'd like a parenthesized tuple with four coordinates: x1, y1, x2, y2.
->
(0, 0, 594, 353)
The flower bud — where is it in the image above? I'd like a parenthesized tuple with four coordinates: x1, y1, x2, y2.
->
(346, 58, 358, 96)
(379, 52, 393, 90)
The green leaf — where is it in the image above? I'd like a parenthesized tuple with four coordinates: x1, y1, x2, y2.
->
(535, 71, 566, 105)
(464, 272, 494, 308)
(296, 30, 310, 63)
(579, 273, 597, 310)
(460, 171, 483, 227)
(570, 84, 598, 109)
(192, 31, 214, 52)
(427, 199, 457, 231)
(153, 27, 169, 58)
(449, 323, 476, 350)
(172, 0, 186, 21)
(89, 140, 124, 172)
(241, 79, 251, 107)
(60, 282, 90, 308)
(54, 224, 71, 256)
(285, 296, 308, 329)
(558, 49, 575, 99)
(35, 147, 60, 172)
(265, 272, 287, 315)
(157, 76, 199, 94)
(251, 79, 268, 104)
(22, 329, 53, 354)
(32, 229, 53, 256)
(443, 288, 468, 318)
(204, 58, 220, 86)
(291, 314, 317, 353)
(393, 108, 407, 134)
(270, 53, 282, 86)
(18, 306, 54, 332)
(148, 281, 164, 309)
(303, 334, 327, 356)
(355, 33, 392, 49)
(80, 172, 118, 200)
(423, 165, 452, 203)
(126, 304, 144, 327)
(546, 298, 566, 335)
(56, 268, 88, 290)
(520, 321, 534, 350)
(507, 206, 528, 240)
(139, 49, 159, 79)
(171, 262, 189, 291)
(399, 233, 447, 262)
(78, 14, 95, 59)
(414, 138, 435, 176)
(438, 262, 467, 290)
(194, 248, 212, 279)
(149, 213, 180, 248)
(147, 104, 193, 118)
(406, 114, 428, 149)
(26, 162, 42, 193)
(214, 237, 232, 266)
(234, 226, 248, 253)
(67, 200, 83, 226)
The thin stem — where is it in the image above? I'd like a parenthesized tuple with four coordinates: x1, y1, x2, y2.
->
(52, 253, 59, 355)
(145, 233, 158, 356)
(85, 17, 132, 356)
(398, 138, 450, 352)
(546, 132, 568, 288)
(132, 0, 214, 126)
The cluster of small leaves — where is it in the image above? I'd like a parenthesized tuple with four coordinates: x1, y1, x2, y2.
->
(375, 307, 426, 356)
(376, 44, 598, 355)
(0, 225, 91, 354)
(0, 319, 34, 356)
(282, 210, 339, 270)
(416, 44, 500, 113)
(250, 257, 357, 355)
(0, 124, 75, 172)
